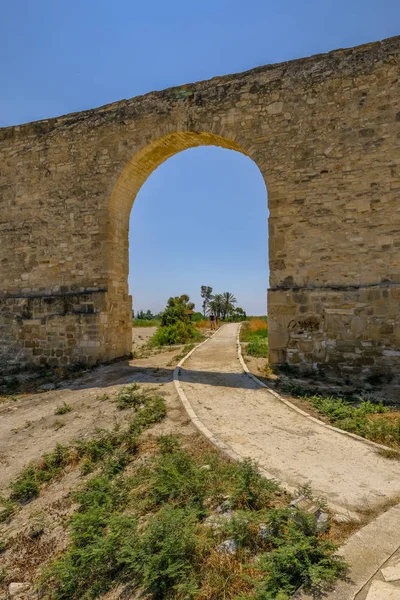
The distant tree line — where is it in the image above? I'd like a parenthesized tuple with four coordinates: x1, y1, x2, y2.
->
(133, 309, 156, 321)
(201, 286, 246, 321)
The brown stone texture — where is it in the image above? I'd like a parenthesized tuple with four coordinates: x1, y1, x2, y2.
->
(0, 36, 399, 380)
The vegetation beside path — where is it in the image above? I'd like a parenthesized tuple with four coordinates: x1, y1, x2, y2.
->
(38, 437, 346, 600)
(280, 385, 400, 452)
(1, 382, 348, 600)
(241, 318, 269, 358)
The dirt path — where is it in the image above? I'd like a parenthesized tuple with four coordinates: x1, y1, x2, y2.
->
(179, 323, 400, 516)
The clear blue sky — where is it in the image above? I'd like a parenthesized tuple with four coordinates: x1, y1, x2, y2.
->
(1, 1, 398, 314)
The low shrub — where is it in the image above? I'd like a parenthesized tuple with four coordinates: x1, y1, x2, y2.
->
(131, 505, 199, 598)
(254, 509, 347, 599)
(150, 322, 202, 346)
(231, 458, 277, 510)
(129, 395, 167, 434)
(150, 446, 207, 508)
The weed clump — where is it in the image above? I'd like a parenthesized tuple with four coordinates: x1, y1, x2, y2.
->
(0, 496, 16, 523)
(54, 402, 72, 415)
(10, 444, 70, 503)
(114, 383, 143, 410)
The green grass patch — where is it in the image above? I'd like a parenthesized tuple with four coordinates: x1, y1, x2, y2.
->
(247, 338, 269, 358)
(39, 437, 347, 600)
(283, 387, 400, 449)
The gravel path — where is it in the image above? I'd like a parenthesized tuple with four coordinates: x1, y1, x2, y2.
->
(179, 323, 400, 515)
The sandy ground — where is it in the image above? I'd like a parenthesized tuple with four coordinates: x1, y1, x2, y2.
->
(179, 323, 400, 516)
(0, 328, 188, 496)
(0, 328, 197, 598)
(132, 326, 157, 353)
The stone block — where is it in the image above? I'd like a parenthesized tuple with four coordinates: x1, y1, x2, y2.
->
(381, 560, 400, 582)
(365, 580, 400, 599)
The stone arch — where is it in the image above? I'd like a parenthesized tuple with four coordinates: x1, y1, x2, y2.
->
(2, 36, 399, 384)
(105, 130, 268, 359)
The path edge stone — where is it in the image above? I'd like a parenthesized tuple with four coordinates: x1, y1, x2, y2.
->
(236, 324, 393, 453)
(292, 503, 400, 599)
(173, 325, 293, 489)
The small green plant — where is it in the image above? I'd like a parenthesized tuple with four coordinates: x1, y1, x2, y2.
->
(54, 402, 72, 415)
(74, 429, 121, 464)
(0, 496, 16, 523)
(231, 459, 278, 510)
(114, 383, 143, 410)
(53, 420, 65, 430)
(10, 443, 71, 503)
(97, 393, 109, 402)
(129, 395, 167, 434)
(10, 466, 40, 503)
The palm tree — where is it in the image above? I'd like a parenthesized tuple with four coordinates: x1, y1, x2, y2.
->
(221, 292, 237, 319)
(209, 294, 223, 319)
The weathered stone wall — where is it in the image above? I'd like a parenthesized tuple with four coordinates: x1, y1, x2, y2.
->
(0, 36, 399, 381)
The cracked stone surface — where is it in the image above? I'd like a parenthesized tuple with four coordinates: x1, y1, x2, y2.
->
(179, 323, 400, 515)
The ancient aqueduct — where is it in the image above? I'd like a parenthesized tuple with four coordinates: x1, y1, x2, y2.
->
(0, 36, 399, 384)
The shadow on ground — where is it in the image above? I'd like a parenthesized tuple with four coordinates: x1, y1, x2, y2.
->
(59, 361, 263, 392)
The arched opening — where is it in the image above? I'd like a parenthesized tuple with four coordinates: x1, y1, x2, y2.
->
(106, 131, 268, 359)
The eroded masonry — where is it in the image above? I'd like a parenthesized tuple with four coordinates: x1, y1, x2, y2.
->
(0, 36, 399, 382)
